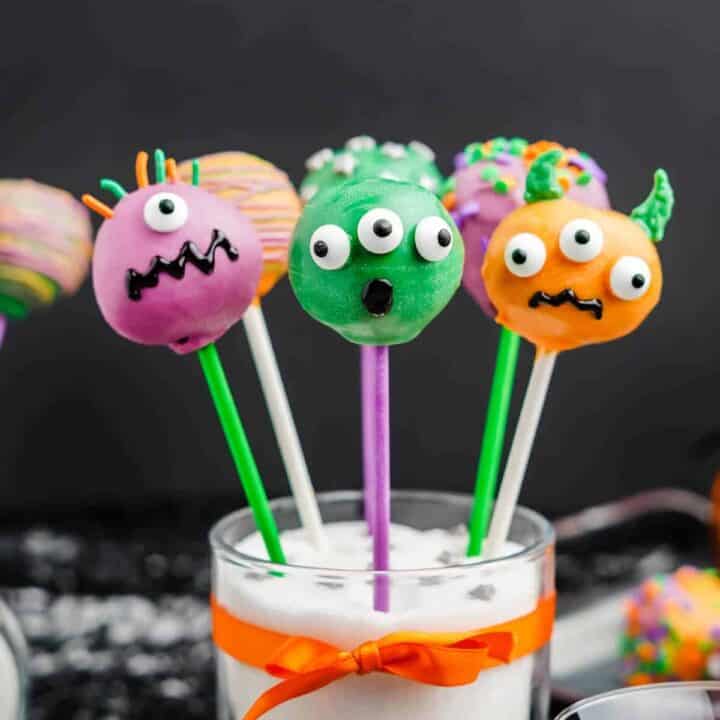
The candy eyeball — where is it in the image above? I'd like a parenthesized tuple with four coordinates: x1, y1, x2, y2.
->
(415, 216, 453, 261)
(143, 192, 189, 233)
(345, 135, 376, 152)
(610, 256, 651, 300)
(504, 233, 546, 277)
(309, 224, 351, 270)
(334, 154, 357, 176)
(357, 208, 403, 254)
(409, 140, 435, 162)
(559, 218, 604, 263)
(300, 184, 318, 202)
(306, 148, 333, 172)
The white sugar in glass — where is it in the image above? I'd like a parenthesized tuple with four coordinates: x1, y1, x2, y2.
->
(0, 599, 28, 720)
(211, 491, 555, 720)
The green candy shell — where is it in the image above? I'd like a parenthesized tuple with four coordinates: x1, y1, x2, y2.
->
(289, 179, 464, 346)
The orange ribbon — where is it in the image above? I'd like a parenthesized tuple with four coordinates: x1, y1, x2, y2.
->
(212, 593, 555, 720)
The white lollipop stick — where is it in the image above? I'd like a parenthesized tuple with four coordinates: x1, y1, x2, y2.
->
(483, 349, 557, 558)
(242, 303, 327, 551)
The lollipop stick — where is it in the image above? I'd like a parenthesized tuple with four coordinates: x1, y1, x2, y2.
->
(242, 303, 327, 551)
(467, 327, 521, 556)
(198, 342, 286, 564)
(361, 345, 376, 534)
(483, 349, 557, 559)
(0, 315, 6, 349)
(372, 345, 391, 612)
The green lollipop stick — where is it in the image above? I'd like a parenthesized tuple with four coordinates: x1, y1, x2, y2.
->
(466, 326, 521, 556)
(198, 342, 286, 564)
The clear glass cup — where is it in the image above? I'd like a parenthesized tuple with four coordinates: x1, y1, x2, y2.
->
(0, 598, 29, 720)
(554, 682, 720, 719)
(211, 490, 555, 720)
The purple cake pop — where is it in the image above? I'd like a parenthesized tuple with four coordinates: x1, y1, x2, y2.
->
(452, 138, 610, 317)
(84, 150, 262, 354)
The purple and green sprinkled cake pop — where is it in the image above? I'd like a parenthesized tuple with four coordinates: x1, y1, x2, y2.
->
(451, 138, 609, 317)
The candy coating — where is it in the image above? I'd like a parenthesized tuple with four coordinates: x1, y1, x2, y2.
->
(289, 179, 463, 345)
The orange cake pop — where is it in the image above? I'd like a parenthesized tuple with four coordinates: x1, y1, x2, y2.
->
(482, 149, 672, 352)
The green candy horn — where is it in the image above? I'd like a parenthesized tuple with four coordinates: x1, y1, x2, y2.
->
(630, 169, 674, 242)
(524, 149, 565, 204)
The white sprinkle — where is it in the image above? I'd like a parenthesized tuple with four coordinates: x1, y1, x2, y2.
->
(419, 175, 437, 191)
(300, 184, 318, 202)
(333, 153, 357, 175)
(379, 171, 400, 182)
(305, 148, 333, 172)
(345, 135, 376, 152)
(381, 142, 406, 159)
(409, 140, 436, 161)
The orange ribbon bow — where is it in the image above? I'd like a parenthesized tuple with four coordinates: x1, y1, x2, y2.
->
(212, 593, 555, 720)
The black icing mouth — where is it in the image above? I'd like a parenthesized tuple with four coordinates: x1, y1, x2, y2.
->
(528, 288, 603, 320)
(126, 229, 238, 301)
(361, 278, 394, 317)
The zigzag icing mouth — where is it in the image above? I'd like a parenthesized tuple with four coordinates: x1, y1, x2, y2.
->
(125, 229, 238, 301)
(528, 288, 603, 320)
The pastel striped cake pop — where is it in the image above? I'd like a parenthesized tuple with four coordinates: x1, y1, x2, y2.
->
(0, 180, 92, 337)
(178, 152, 301, 299)
(178, 151, 326, 550)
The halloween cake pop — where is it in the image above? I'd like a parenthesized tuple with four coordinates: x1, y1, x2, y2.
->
(0, 180, 92, 343)
(457, 139, 611, 556)
(482, 150, 673, 558)
(83, 150, 285, 563)
(290, 178, 463, 345)
(177, 151, 325, 550)
(300, 137, 444, 203)
(290, 178, 463, 610)
(482, 149, 670, 352)
(86, 151, 262, 355)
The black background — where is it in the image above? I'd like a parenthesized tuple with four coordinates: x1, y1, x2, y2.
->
(0, 0, 716, 519)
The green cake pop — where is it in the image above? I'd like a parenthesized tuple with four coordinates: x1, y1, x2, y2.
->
(289, 178, 464, 345)
(299, 137, 445, 203)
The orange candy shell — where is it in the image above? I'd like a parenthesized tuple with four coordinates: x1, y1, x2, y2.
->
(482, 198, 662, 353)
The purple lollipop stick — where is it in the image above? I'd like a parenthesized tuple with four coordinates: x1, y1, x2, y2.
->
(372, 345, 390, 612)
(361, 345, 376, 534)
(0, 315, 6, 349)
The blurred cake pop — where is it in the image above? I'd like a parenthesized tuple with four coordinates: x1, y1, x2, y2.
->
(84, 150, 262, 354)
(289, 178, 464, 345)
(0, 180, 92, 341)
(178, 152, 301, 298)
(451, 138, 609, 317)
(300, 137, 444, 203)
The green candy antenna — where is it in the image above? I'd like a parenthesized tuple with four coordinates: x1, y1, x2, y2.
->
(524, 149, 565, 204)
(631, 169, 675, 242)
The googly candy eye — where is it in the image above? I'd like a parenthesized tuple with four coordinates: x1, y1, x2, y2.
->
(415, 216, 454, 262)
(143, 193, 189, 233)
(504, 233, 546, 277)
(357, 208, 404, 254)
(610, 256, 651, 300)
(309, 224, 351, 270)
(559, 218, 604, 263)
